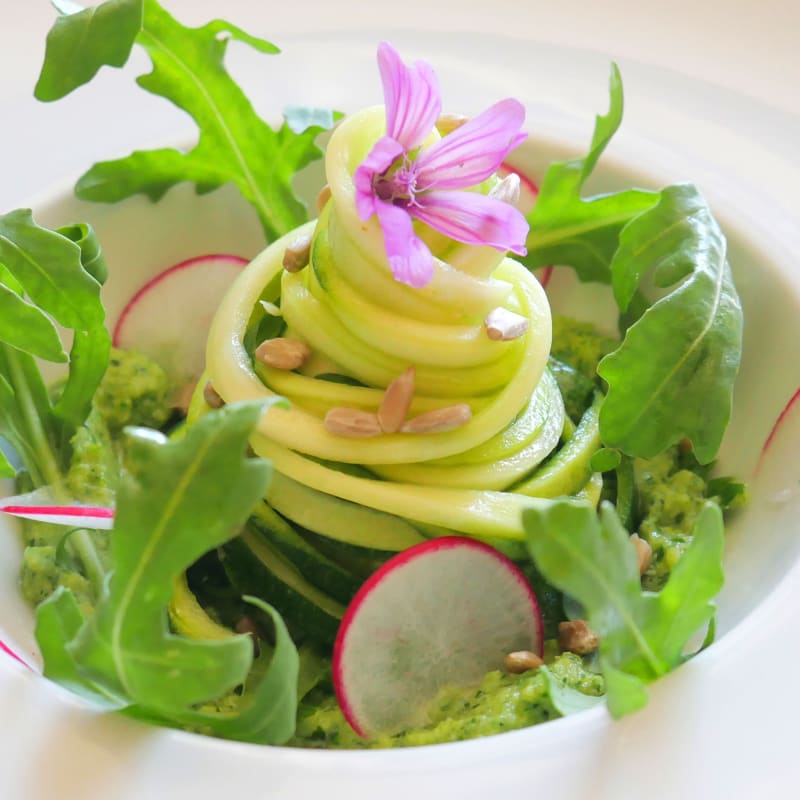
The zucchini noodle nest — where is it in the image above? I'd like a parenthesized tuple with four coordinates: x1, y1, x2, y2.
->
(204, 107, 602, 554)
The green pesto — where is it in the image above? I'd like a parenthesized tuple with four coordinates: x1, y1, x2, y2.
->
(550, 315, 617, 381)
(18, 348, 172, 612)
(20, 545, 95, 616)
(635, 448, 711, 591)
(290, 653, 603, 749)
(93, 347, 172, 435)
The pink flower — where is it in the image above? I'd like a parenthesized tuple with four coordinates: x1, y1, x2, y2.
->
(353, 42, 530, 288)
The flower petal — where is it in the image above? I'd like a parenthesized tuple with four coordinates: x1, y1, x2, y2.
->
(353, 136, 404, 221)
(415, 98, 526, 190)
(410, 190, 529, 255)
(375, 200, 434, 287)
(378, 41, 442, 151)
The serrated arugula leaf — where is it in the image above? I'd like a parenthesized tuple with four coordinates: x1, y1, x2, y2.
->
(598, 185, 743, 462)
(35, 587, 128, 709)
(68, 403, 273, 711)
(0, 445, 15, 478)
(35, 401, 300, 744)
(0, 211, 109, 487)
(0, 282, 66, 362)
(599, 660, 648, 718)
(57, 222, 109, 285)
(163, 597, 299, 744)
(524, 500, 724, 717)
(35, 0, 143, 102)
(0, 209, 104, 330)
(522, 64, 657, 281)
(34, 0, 332, 241)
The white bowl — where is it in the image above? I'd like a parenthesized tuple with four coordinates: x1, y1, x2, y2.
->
(2, 22, 800, 800)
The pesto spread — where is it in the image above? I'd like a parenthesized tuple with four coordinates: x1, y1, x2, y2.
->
(17, 349, 170, 613)
(292, 653, 603, 749)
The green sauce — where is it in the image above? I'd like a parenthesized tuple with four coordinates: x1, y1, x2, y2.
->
(93, 348, 172, 435)
(635, 449, 713, 591)
(291, 653, 603, 749)
(17, 348, 171, 611)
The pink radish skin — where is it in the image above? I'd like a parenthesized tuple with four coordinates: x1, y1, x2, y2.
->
(333, 536, 543, 738)
(758, 386, 800, 469)
(0, 639, 32, 670)
(499, 162, 552, 288)
(113, 254, 248, 386)
(0, 492, 114, 529)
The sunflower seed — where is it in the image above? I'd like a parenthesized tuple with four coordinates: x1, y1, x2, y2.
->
(324, 407, 383, 438)
(282, 233, 312, 273)
(400, 403, 471, 434)
(504, 650, 544, 674)
(316, 184, 332, 213)
(558, 620, 600, 655)
(630, 533, 653, 575)
(203, 380, 225, 409)
(484, 306, 529, 341)
(255, 337, 311, 371)
(489, 172, 521, 208)
(378, 366, 416, 433)
(435, 113, 468, 135)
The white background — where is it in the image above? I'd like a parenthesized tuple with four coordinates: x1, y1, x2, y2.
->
(1, 0, 798, 211)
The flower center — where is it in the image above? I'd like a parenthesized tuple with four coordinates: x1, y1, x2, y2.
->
(374, 158, 418, 206)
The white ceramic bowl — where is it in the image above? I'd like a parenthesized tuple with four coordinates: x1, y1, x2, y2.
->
(2, 20, 799, 800)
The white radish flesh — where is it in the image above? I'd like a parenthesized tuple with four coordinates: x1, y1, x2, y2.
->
(0, 489, 114, 529)
(112, 254, 248, 386)
(333, 536, 543, 737)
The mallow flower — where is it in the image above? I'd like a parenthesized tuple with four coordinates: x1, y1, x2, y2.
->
(354, 41, 530, 288)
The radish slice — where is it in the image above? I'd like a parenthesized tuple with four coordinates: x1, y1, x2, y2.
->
(499, 163, 552, 288)
(0, 639, 32, 670)
(113, 254, 248, 386)
(760, 386, 800, 463)
(0, 489, 114, 529)
(333, 536, 543, 737)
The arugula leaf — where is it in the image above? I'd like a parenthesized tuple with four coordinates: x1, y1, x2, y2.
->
(0, 210, 108, 487)
(165, 597, 300, 744)
(526, 69, 742, 464)
(598, 185, 743, 463)
(0, 209, 104, 331)
(35, 0, 143, 102)
(522, 64, 657, 282)
(35, 586, 128, 708)
(0, 282, 66, 362)
(0, 446, 14, 478)
(524, 499, 724, 717)
(540, 666, 605, 716)
(68, 403, 271, 709)
(36, 0, 334, 242)
(35, 401, 300, 743)
(57, 222, 109, 284)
